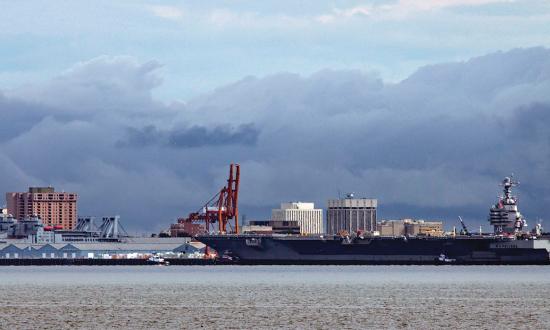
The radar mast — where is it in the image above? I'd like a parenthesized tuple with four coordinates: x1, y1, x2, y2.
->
(488, 176, 527, 234)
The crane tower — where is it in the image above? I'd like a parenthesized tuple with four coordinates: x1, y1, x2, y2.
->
(170, 163, 240, 236)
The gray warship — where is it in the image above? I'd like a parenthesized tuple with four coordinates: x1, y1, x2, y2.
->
(197, 177, 550, 265)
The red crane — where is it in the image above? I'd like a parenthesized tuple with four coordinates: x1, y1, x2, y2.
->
(170, 163, 240, 236)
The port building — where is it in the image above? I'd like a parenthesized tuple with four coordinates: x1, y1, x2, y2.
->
(0, 214, 208, 260)
(242, 220, 301, 235)
(0, 238, 205, 260)
(377, 219, 444, 237)
(6, 187, 77, 230)
(326, 195, 377, 235)
(271, 202, 323, 235)
(170, 218, 206, 237)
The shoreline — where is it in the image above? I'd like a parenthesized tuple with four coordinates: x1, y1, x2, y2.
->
(0, 258, 548, 266)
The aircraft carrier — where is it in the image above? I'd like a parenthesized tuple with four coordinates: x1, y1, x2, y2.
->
(197, 177, 550, 265)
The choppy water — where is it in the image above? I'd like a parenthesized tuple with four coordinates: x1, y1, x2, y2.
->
(0, 266, 549, 329)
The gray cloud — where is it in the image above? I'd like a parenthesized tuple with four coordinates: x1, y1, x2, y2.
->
(510, 102, 550, 140)
(118, 123, 259, 148)
(1, 48, 550, 232)
(7, 56, 165, 115)
(168, 124, 259, 148)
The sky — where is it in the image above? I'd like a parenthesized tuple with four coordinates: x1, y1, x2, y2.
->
(1, 0, 550, 232)
(2, 0, 550, 100)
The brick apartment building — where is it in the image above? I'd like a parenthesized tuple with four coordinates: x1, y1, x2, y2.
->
(6, 187, 78, 230)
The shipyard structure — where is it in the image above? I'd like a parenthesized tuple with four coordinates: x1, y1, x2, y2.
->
(0, 187, 206, 261)
(3, 165, 549, 265)
(197, 175, 550, 265)
(0, 212, 205, 260)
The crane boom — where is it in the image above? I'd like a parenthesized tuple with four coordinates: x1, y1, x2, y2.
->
(169, 163, 241, 236)
(458, 216, 470, 236)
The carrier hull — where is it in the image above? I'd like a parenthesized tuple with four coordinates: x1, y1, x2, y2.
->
(196, 235, 550, 265)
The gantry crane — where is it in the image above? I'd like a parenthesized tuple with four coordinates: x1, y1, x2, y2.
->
(171, 163, 240, 235)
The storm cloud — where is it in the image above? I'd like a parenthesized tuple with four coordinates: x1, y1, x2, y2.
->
(1, 48, 550, 232)
(119, 123, 259, 148)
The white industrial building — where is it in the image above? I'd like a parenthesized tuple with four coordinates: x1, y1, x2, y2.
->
(271, 202, 323, 235)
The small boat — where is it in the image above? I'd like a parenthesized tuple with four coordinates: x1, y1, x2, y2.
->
(147, 255, 168, 265)
(438, 253, 456, 263)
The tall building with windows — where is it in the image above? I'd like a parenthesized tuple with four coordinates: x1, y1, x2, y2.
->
(271, 202, 323, 235)
(326, 194, 377, 235)
(6, 187, 78, 230)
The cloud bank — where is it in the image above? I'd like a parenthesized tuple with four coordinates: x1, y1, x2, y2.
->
(1, 48, 550, 231)
(118, 123, 259, 148)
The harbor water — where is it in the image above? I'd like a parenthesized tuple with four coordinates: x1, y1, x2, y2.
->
(1, 265, 549, 329)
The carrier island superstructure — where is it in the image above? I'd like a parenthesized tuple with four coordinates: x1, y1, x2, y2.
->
(196, 175, 550, 265)
(489, 176, 529, 234)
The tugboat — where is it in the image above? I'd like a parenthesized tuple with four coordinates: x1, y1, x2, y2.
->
(437, 253, 456, 264)
(147, 254, 169, 266)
